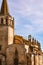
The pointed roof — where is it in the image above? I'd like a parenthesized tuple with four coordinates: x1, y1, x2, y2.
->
(1, 0, 9, 15)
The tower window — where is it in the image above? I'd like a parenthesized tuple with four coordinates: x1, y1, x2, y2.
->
(6, 18, 8, 25)
(0, 45, 1, 50)
(1, 18, 3, 24)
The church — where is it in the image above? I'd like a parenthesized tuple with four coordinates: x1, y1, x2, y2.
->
(0, 0, 42, 65)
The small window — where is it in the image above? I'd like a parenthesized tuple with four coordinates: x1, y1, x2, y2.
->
(0, 45, 1, 50)
(1, 18, 3, 24)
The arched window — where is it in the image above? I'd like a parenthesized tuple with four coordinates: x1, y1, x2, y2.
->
(14, 58, 18, 65)
(14, 48, 18, 65)
(0, 60, 2, 65)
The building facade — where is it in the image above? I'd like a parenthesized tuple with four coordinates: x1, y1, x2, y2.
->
(0, 0, 42, 65)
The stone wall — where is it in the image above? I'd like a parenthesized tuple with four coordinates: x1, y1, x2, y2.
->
(6, 44, 27, 65)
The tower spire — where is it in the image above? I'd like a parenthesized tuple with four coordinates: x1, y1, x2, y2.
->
(1, 0, 9, 15)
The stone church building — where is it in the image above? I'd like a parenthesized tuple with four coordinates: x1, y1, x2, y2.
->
(0, 0, 42, 65)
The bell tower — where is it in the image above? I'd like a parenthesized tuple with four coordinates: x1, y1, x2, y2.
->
(0, 0, 14, 53)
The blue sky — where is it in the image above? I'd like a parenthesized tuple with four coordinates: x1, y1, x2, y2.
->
(0, 0, 43, 51)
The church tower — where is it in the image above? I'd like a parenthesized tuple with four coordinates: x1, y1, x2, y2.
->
(0, 0, 14, 54)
